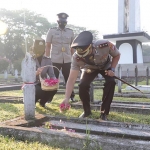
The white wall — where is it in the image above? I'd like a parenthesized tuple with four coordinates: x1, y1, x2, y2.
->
(137, 44, 143, 63)
(118, 0, 125, 33)
(118, 43, 133, 64)
(129, 0, 141, 32)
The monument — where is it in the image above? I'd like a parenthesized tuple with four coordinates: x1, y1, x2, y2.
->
(103, 0, 150, 64)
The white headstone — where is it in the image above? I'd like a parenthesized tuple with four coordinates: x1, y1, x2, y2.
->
(21, 52, 36, 120)
(4, 70, 8, 80)
(15, 69, 18, 79)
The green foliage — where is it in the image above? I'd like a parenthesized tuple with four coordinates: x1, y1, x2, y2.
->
(142, 44, 150, 56)
(13, 58, 24, 71)
(67, 24, 100, 40)
(0, 9, 52, 62)
(0, 9, 100, 63)
(0, 57, 9, 72)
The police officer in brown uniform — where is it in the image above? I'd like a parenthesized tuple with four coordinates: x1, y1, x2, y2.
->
(60, 31, 120, 120)
(45, 12, 75, 101)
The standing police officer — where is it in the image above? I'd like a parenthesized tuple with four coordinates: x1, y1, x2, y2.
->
(60, 31, 120, 120)
(45, 12, 75, 101)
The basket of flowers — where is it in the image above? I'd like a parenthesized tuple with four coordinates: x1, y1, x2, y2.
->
(40, 76, 59, 91)
(39, 65, 60, 91)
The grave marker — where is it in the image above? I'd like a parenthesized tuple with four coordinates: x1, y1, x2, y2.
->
(21, 52, 36, 120)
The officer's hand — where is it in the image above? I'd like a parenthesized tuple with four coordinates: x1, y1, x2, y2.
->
(105, 70, 115, 77)
(61, 99, 70, 105)
(60, 99, 70, 112)
(36, 67, 44, 75)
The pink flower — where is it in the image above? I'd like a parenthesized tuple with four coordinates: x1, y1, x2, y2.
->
(43, 78, 59, 86)
(59, 103, 71, 112)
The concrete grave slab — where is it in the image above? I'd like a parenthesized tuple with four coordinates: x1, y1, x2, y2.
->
(71, 101, 150, 114)
(1, 114, 150, 150)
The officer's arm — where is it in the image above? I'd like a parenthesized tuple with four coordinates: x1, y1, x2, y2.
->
(111, 54, 120, 69)
(45, 42, 51, 57)
(106, 54, 120, 76)
(64, 69, 79, 102)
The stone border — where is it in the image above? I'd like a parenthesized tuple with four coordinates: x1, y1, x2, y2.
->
(1, 114, 150, 150)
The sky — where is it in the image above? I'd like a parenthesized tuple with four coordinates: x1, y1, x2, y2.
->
(0, 0, 150, 41)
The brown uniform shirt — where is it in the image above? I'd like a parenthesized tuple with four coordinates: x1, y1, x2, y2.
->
(71, 40, 120, 71)
(46, 27, 74, 63)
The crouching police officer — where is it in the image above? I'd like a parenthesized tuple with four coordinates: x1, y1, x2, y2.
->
(60, 31, 120, 120)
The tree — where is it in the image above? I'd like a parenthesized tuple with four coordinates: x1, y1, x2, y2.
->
(0, 9, 52, 62)
(67, 24, 100, 40)
(142, 44, 150, 56)
(0, 9, 100, 62)
(0, 57, 9, 72)
(13, 58, 23, 72)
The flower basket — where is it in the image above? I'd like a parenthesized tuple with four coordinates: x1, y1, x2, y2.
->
(39, 65, 60, 91)
(40, 76, 59, 91)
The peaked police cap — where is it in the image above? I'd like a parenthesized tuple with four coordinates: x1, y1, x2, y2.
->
(71, 31, 93, 48)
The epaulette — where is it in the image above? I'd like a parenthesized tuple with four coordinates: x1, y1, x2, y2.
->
(65, 28, 73, 31)
(50, 27, 57, 29)
(99, 42, 108, 48)
(93, 39, 109, 48)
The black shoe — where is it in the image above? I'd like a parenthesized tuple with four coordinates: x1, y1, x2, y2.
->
(70, 97, 75, 102)
(39, 102, 46, 108)
(79, 111, 92, 118)
(100, 113, 108, 121)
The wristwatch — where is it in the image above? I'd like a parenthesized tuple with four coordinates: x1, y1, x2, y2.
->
(111, 68, 115, 72)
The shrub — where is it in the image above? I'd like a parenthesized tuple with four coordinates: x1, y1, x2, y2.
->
(0, 57, 9, 72)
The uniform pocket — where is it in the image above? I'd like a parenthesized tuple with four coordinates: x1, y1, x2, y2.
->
(52, 34, 61, 43)
(64, 35, 71, 43)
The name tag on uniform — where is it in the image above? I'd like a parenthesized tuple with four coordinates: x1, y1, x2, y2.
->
(62, 47, 65, 52)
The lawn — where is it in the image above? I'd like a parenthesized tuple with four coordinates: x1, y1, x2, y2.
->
(0, 135, 74, 150)
(0, 86, 150, 149)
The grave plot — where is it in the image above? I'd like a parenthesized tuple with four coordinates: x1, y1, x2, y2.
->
(71, 100, 150, 115)
(1, 114, 150, 150)
(0, 80, 150, 149)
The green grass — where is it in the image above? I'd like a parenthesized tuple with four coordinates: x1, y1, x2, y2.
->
(0, 90, 150, 124)
(0, 135, 74, 150)
(94, 88, 150, 102)
(0, 85, 150, 149)
(0, 90, 23, 97)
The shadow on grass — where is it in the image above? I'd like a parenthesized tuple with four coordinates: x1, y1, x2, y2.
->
(0, 103, 21, 114)
(35, 104, 64, 117)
